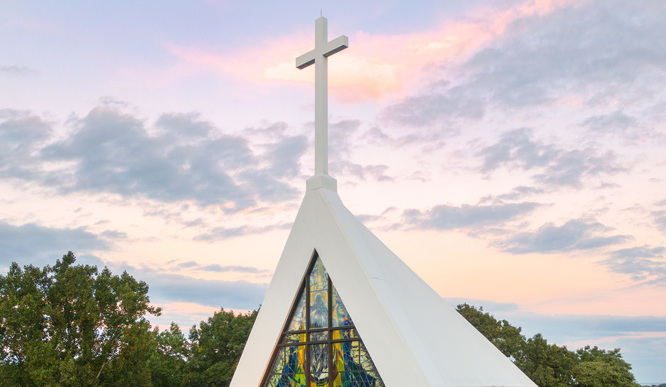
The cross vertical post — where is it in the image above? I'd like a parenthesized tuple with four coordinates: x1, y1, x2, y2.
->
(296, 17, 348, 176)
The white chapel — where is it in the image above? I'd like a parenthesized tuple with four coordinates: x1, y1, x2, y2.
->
(230, 17, 537, 387)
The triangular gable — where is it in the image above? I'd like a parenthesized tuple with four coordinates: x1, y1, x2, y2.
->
(231, 175, 536, 386)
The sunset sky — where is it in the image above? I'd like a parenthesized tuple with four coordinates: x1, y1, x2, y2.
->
(2, 0, 665, 383)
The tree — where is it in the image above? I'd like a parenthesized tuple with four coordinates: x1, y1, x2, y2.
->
(573, 346, 638, 387)
(148, 322, 190, 387)
(456, 303, 640, 387)
(185, 308, 258, 387)
(0, 252, 161, 386)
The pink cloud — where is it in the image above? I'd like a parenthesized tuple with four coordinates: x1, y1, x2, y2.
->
(166, 0, 582, 102)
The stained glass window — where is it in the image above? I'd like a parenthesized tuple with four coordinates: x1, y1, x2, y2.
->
(263, 252, 385, 387)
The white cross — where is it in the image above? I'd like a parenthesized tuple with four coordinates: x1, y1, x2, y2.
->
(296, 17, 348, 176)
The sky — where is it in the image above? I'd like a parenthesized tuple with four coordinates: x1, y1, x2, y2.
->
(1, 0, 665, 383)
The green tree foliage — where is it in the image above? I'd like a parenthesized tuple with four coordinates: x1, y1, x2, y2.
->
(0, 252, 161, 386)
(184, 308, 258, 387)
(148, 322, 190, 387)
(456, 303, 640, 387)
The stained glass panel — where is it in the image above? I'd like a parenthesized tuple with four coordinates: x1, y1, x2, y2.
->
(269, 345, 306, 376)
(310, 344, 329, 383)
(282, 333, 306, 345)
(359, 342, 381, 376)
(263, 253, 384, 387)
(287, 291, 307, 332)
(332, 287, 352, 327)
(310, 258, 328, 291)
(311, 331, 328, 342)
(309, 258, 328, 329)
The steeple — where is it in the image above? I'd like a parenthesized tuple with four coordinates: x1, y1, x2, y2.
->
(230, 18, 536, 387)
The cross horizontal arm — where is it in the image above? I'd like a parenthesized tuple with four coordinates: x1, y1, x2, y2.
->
(324, 35, 348, 57)
(296, 50, 316, 69)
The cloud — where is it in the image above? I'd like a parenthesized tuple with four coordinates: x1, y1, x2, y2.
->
(177, 261, 199, 269)
(331, 161, 392, 183)
(128, 266, 268, 310)
(404, 201, 540, 231)
(498, 218, 630, 254)
(0, 110, 52, 180)
(581, 110, 639, 135)
(169, 260, 270, 274)
(100, 230, 128, 240)
(460, 0, 666, 109)
(478, 128, 625, 187)
(381, 0, 666, 130)
(603, 246, 666, 283)
(267, 135, 308, 179)
(0, 65, 36, 76)
(323, 120, 393, 182)
(195, 222, 290, 241)
(380, 85, 485, 129)
(165, 0, 585, 102)
(1, 106, 306, 211)
(480, 186, 545, 203)
(199, 264, 269, 274)
(654, 210, 666, 233)
(0, 221, 110, 268)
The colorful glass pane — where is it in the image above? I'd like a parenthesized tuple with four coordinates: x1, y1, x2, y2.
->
(267, 373, 308, 387)
(282, 333, 306, 345)
(332, 287, 352, 327)
(310, 258, 328, 291)
(309, 258, 328, 329)
(330, 328, 358, 341)
(263, 254, 383, 387)
(268, 345, 307, 377)
(310, 290, 328, 328)
(359, 342, 381, 376)
(287, 291, 307, 331)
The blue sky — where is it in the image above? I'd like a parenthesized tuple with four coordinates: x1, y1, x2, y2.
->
(2, 0, 666, 383)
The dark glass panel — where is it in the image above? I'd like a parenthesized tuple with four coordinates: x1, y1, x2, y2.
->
(311, 331, 328, 342)
(309, 344, 329, 383)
